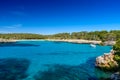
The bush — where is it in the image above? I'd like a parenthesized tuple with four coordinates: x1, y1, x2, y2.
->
(113, 39, 120, 52)
(113, 39, 120, 70)
(114, 55, 120, 62)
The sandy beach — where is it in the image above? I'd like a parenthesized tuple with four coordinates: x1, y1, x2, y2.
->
(46, 39, 102, 44)
(0, 39, 16, 43)
(14, 39, 101, 44)
(0, 39, 116, 45)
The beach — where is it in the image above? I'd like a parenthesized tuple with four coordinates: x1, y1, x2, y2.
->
(46, 39, 102, 44)
(0, 39, 116, 45)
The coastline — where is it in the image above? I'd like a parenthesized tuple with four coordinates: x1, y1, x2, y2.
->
(15, 39, 46, 41)
(0, 39, 16, 43)
(0, 39, 116, 45)
(15, 39, 102, 44)
(0, 39, 101, 44)
(45, 39, 102, 44)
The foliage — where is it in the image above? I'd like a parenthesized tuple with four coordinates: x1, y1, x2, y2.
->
(0, 30, 120, 40)
(113, 39, 120, 52)
(0, 33, 46, 39)
(114, 55, 120, 62)
(48, 33, 71, 39)
(113, 39, 120, 70)
(40, 30, 120, 41)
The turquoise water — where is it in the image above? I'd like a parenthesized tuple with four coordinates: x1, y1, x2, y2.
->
(0, 41, 112, 80)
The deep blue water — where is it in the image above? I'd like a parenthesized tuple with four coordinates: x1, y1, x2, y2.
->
(0, 41, 112, 80)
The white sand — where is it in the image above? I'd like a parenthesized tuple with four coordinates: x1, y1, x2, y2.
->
(45, 39, 102, 44)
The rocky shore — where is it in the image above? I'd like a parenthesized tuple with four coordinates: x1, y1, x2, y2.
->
(104, 41, 116, 46)
(95, 50, 118, 71)
(95, 50, 120, 79)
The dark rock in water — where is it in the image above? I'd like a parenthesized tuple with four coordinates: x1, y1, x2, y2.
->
(0, 58, 30, 80)
(110, 72, 120, 80)
(34, 64, 98, 80)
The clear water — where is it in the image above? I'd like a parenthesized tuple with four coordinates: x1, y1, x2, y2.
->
(0, 41, 112, 80)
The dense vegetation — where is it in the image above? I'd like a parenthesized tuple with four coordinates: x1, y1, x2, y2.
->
(49, 30, 120, 41)
(113, 39, 120, 67)
(0, 33, 46, 39)
(0, 30, 120, 41)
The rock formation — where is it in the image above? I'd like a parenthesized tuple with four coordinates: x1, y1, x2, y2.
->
(95, 50, 118, 71)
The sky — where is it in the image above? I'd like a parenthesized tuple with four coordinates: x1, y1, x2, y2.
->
(0, 0, 120, 34)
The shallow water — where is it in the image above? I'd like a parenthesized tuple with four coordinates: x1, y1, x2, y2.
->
(0, 41, 112, 80)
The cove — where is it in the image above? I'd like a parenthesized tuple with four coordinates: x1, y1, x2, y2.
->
(0, 41, 112, 80)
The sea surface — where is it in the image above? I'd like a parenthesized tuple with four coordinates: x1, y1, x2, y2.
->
(0, 41, 112, 80)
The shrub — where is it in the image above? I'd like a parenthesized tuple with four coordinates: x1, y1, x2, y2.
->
(113, 39, 120, 52)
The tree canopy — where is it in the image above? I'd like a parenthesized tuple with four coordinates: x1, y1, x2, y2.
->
(0, 30, 120, 41)
(113, 39, 120, 52)
(0, 33, 46, 39)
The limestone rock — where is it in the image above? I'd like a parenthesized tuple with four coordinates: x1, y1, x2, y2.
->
(95, 50, 118, 71)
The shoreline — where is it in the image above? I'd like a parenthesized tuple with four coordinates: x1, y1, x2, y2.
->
(0, 39, 116, 45)
(15, 39, 102, 44)
(45, 39, 102, 44)
(0, 39, 16, 43)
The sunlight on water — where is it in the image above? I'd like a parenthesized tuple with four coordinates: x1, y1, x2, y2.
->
(0, 41, 112, 80)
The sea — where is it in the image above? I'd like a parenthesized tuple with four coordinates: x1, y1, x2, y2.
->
(0, 41, 112, 80)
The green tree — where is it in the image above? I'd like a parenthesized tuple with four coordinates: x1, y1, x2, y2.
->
(113, 39, 120, 52)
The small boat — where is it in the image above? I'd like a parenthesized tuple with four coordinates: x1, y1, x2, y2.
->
(90, 44, 96, 48)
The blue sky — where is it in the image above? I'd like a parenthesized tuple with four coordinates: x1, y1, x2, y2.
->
(0, 0, 120, 34)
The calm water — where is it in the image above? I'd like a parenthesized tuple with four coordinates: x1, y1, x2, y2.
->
(0, 41, 112, 80)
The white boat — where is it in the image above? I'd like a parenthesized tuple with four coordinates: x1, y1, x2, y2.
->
(90, 44, 96, 48)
